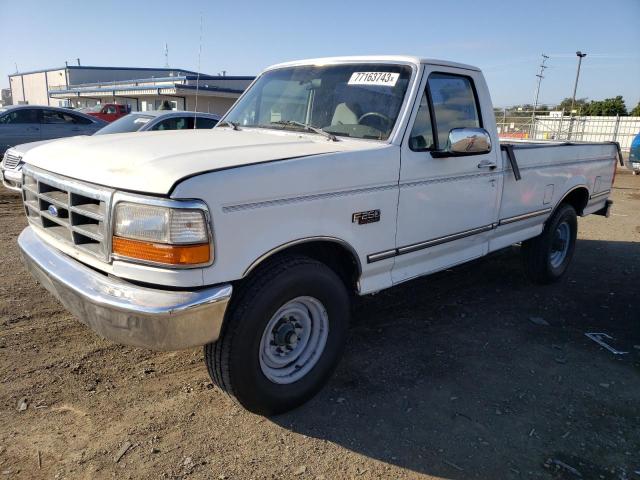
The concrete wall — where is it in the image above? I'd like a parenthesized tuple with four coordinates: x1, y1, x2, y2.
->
(186, 96, 236, 115)
(8, 68, 67, 106)
(46, 69, 67, 89)
(22, 72, 50, 105)
(8, 76, 24, 104)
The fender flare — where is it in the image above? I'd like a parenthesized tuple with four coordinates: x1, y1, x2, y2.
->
(242, 236, 362, 279)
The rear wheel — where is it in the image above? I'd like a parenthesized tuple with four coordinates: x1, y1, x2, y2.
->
(204, 254, 350, 415)
(522, 203, 577, 284)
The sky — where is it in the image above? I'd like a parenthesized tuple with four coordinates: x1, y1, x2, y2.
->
(1, 0, 639, 109)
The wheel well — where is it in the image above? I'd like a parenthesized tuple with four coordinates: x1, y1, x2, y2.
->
(559, 186, 589, 215)
(244, 240, 361, 293)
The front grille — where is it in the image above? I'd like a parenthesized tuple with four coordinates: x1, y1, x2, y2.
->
(3, 153, 21, 170)
(22, 166, 113, 261)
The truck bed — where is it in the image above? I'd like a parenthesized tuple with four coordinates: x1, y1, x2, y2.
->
(488, 140, 620, 253)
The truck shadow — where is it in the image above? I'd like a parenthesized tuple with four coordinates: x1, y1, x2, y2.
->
(272, 239, 640, 479)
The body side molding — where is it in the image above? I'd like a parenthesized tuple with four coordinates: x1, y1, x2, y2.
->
(367, 207, 553, 263)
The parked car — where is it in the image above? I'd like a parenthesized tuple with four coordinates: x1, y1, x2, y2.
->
(629, 131, 640, 175)
(0, 105, 106, 156)
(1, 140, 56, 191)
(1, 111, 221, 192)
(94, 111, 220, 135)
(83, 103, 131, 123)
(17, 56, 620, 416)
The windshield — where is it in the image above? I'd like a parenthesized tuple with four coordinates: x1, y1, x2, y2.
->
(223, 63, 413, 140)
(94, 114, 153, 135)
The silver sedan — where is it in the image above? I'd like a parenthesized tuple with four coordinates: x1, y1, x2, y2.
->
(93, 110, 220, 135)
(0, 105, 106, 156)
(1, 110, 221, 192)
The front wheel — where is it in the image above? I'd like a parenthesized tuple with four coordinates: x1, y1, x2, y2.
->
(522, 203, 578, 284)
(205, 254, 350, 415)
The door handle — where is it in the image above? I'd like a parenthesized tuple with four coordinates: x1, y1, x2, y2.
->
(477, 160, 497, 170)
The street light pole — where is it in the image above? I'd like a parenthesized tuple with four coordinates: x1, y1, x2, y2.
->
(570, 51, 587, 114)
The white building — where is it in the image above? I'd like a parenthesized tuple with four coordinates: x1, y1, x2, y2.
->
(8, 65, 253, 115)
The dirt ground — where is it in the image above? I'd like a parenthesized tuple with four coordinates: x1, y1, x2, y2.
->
(0, 168, 638, 480)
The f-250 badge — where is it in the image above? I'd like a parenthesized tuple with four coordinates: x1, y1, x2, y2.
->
(352, 209, 380, 225)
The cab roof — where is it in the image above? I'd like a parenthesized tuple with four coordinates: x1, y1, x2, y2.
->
(266, 55, 480, 72)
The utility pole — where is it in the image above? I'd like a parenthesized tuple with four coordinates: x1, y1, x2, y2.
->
(570, 51, 587, 113)
(530, 54, 549, 139)
(164, 43, 169, 68)
(532, 54, 549, 112)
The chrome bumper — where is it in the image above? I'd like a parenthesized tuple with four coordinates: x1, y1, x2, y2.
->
(18, 227, 232, 350)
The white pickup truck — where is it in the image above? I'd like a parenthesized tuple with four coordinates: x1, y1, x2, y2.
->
(17, 56, 621, 415)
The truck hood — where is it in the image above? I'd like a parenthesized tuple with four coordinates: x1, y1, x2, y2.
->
(23, 129, 379, 194)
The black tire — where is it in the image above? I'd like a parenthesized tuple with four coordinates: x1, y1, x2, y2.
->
(204, 254, 350, 416)
(522, 203, 577, 284)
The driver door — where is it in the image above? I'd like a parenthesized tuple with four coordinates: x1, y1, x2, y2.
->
(392, 66, 501, 283)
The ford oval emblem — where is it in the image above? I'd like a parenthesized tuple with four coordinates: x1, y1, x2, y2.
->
(48, 205, 59, 217)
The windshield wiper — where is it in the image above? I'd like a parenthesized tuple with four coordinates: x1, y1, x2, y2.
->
(217, 119, 240, 130)
(271, 120, 338, 142)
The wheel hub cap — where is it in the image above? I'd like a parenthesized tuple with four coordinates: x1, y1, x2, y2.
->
(549, 221, 570, 268)
(259, 296, 329, 384)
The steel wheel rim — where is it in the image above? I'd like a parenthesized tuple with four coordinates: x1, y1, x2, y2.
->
(550, 221, 570, 268)
(259, 296, 329, 384)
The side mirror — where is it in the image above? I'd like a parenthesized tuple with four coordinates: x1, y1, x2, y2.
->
(432, 128, 492, 157)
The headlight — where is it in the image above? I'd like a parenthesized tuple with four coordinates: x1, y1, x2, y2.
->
(113, 202, 212, 267)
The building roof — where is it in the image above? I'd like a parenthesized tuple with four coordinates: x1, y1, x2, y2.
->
(49, 83, 246, 99)
(9, 65, 202, 77)
(184, 74, 255, 81)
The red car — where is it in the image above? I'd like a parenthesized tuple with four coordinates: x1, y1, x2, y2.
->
(83, 103, 131, 123)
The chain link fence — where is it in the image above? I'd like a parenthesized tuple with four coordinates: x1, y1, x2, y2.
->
(496, 109, 640, 151)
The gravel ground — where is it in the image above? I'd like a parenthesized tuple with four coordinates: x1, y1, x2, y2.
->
(0, 167, 638, 480)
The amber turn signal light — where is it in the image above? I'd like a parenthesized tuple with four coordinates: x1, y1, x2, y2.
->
(112, 236, 210, 266)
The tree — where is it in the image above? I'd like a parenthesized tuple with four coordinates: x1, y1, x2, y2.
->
(631, 102, 640, 117)
(556, 96, 629, 116)
(557, 97, 590, 114)
(585, 96, 627, 116)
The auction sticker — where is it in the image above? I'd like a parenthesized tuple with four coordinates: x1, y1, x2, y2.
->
(348, 72, 399, 87)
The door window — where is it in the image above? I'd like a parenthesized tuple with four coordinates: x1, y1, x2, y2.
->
(194, 117, 218, 129)
(427, 73, 481, 148)
(151, 117, 190, 130)
(408, 91, 435, 151)
(0, 109, 40, 124)
(43, 110, 90, 125)
(68, 113, 93, 125)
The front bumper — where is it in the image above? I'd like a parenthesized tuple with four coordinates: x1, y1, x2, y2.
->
(1, 167, 22, 192)
(18, 227, 232, 350)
